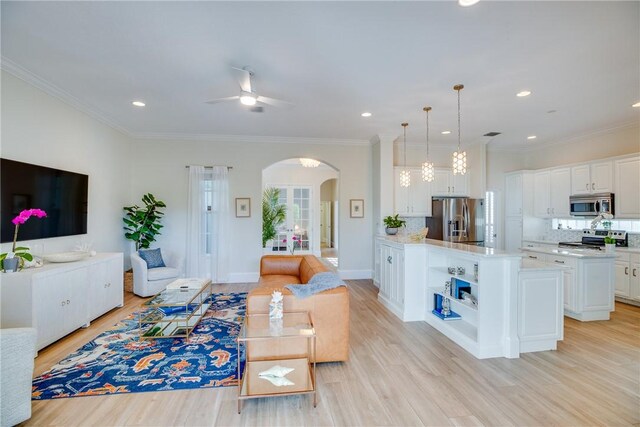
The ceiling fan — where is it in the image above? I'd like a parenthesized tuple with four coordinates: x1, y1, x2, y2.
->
(205, 66, 293, 112)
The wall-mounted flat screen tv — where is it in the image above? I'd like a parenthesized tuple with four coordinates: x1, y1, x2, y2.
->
(1, 158, 88, 243)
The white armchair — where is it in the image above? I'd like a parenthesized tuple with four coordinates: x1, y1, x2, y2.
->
(131, 250, 184, 297)
(1, 328, 37, 427)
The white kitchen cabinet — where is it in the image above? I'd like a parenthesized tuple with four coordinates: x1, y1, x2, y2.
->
(376, 237, 427, 321)
(571, 161, 613, 196)
(505, 217, 523, 253)
(533, 168, 571, 218)
(505, 173, 523, 217)
(521, 249, 615, 320)
(0, 253, 124, 351)
(550, 168, 571, 217)
(394, 167, 432, 217)
(432, 168, 469, 197)
(614, 157, 640, 218)
(615, 252, 640, 302)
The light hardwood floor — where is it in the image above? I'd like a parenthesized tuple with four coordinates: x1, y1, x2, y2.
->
(27, 280, 640, 426)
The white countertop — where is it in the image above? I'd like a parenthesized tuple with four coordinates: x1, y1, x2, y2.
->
(523, 239, 640, 254)
(520, 246, 617, 259)
(377, 235, 522, 258)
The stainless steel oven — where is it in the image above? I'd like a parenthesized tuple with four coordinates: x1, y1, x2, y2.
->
(569, 193, 614, 217)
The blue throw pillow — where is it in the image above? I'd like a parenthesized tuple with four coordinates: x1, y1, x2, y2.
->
(138, 248, 166, 269)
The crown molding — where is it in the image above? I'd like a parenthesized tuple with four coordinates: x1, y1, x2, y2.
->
(130, 132, 371, 146)
(1, 56, 132, 136)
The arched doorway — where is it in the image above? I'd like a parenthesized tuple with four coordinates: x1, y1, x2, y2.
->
(262, 158, 339, 269)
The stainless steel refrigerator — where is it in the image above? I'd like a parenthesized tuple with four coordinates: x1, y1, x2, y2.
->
(426, 198, 485, 245)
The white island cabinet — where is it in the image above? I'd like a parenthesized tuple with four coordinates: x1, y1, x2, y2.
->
(521, 247, 615, 321)
(0, 253, 124, 350)
(375, 236, 566, 359)
(375, 236, 427, 321)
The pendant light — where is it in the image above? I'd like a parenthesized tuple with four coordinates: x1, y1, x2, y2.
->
(421, 106, 434, 182)
(452, 84, 467, 175)
(399, 122, 410, 187)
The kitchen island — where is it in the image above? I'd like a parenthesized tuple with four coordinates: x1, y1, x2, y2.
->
(521, 246, 616, 321)
(374, 236, 566, 359)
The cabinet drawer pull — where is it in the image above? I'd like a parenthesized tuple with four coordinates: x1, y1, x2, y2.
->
(448, 186, 451, 193)
(634, 268, 637, 277)
(625, 267, 629, 275)
(61, 301, 65, 306)
(554, 260, 565, 264)
(528, 255, 538, 259)
(592, 183, 595, 190)
(452, 186, 455, 192)
(547, 208, 550, 214)
(67, 299, 70, 304)
(586, 183, 589, 190)
(387, 256, 392, 264)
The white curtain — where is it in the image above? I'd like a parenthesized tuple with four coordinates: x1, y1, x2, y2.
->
(186, 165, 230, 282)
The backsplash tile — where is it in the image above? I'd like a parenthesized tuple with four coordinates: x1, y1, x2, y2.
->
(400, 217, 426, 234)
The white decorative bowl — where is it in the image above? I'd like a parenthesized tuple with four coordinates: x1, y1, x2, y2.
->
(44, 251, 89, 263)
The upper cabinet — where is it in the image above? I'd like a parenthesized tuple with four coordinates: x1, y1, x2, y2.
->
(533, 168, 571, 218)
(394, 167, 432, 217)
(505, 173, 523, 217)
(431, 168, 469, 197)
(571, 161, 613, 195)
(614, 157, 640, 218)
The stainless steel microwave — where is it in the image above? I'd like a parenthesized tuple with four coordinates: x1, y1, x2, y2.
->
(569, 193, 614, 217)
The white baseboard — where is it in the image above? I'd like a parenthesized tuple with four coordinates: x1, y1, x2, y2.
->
(227, 272, 260, 283)
(337, 269, 373, 280)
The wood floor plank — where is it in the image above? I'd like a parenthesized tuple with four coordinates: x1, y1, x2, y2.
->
(22, 279, 640, 426)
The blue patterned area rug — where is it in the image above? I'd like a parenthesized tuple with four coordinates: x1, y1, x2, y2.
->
(32, 292, 246, 400)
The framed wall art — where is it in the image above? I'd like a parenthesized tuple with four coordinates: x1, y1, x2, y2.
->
(235, 198, 251, 217)
(350, 199, 364, 218)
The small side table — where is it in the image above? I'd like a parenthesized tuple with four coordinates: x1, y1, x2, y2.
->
(237, 311, 317, 414)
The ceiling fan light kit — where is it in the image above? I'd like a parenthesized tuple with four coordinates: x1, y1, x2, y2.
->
(206, 66, 292, 112)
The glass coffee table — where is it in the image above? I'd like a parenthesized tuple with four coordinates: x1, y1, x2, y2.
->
(237, 311, 317, 414)
(139, 278, 212, 339)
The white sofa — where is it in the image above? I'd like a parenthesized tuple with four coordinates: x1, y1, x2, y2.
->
(1, 328, 37, 427)
(131, 250, 184, 297)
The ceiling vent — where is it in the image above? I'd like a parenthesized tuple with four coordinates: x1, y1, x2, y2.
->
(250, 106, 264, 113)
(483, 132, 501, 137)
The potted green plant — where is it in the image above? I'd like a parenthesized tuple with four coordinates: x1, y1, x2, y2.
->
(383, 214, 406, 235)
(262, 187, 286, 248)
(123, 193, 166, 250)
(604, 235, 616, 253)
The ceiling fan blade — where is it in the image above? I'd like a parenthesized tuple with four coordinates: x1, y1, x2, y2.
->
(205, 96, 240, 104)
(256, 96, 293, 108)
(231, 66, 252, 93)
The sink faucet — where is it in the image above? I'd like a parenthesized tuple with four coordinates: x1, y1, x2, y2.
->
(590, 213, 613, 230)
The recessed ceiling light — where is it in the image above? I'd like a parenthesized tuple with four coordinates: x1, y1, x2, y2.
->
(516, 91, 531, 97)
(633, 102, 640, 108)
(361, 112, 372, 117)
(441, 130, 451, 135)
(458, 0, 480, 6)
(527, 135, 537, 140)
(132, 101, 146, 107)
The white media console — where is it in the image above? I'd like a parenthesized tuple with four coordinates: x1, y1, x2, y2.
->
(0, 253, 123, 350)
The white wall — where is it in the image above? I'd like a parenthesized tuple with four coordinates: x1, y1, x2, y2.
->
(130, 138, 373, 281)
(0, 71, 132, 263)
(524, 124, 640, 170)
(263, 162, 338, 256)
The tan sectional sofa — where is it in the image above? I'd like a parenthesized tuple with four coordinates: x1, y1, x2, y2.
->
(246, 255, 349, 363)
